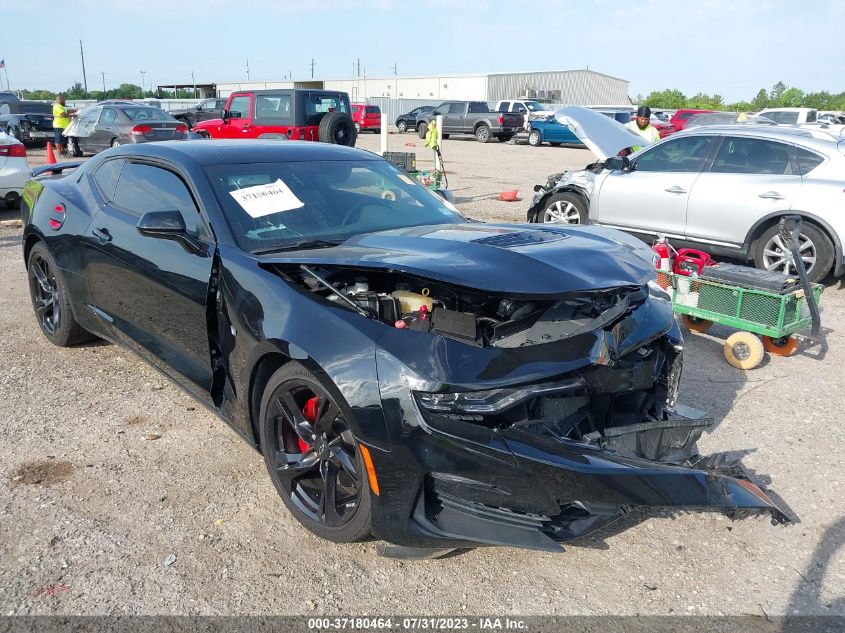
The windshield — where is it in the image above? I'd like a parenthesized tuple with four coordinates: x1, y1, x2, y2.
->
(20, 102, 52, 114)
(205, 160, 467, 253)
(123, 107, 173, 122)
(523, 101, 545, 112)
(764, 111, 800, 125)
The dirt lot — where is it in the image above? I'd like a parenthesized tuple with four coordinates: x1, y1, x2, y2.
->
(0, 136, 843, 617)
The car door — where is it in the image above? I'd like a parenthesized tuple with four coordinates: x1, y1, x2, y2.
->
(445, 103, 465, 132)
(88, 107, 118, 151)
(219, 94, 253, 139)
(74, 107, 102, 152)
(684, 136, 802, 246)
(592, 134, 717, 240)
(83, 159, 217, 399)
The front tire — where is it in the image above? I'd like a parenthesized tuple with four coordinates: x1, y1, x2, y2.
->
(752, 221, 833, 284)
(27, 242, 94, 347)
(539, 192, 586, 224)
(259, 362, 372, 543)
(528, 130, 542, 147)
(396, 120, 407, 133)
(67, 136, 83, 157)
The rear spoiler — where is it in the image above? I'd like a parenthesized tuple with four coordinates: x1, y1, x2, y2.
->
(31, 161, 84, 178)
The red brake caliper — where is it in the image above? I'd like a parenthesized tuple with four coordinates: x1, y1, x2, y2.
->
(299, 396, 319, 453)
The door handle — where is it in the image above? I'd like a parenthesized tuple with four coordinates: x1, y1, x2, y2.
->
(758, 191, 784, 200)
(664, 186, 687, 194)
(92, 227, 112, 244)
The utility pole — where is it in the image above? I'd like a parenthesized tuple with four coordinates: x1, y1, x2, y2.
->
(246, 59, 250, 80)
(140, 70, 146, 97)
(100, 71, 106, 95)
(357, 58, 360, 77)
(311, 58, 316, 79)
(393, 62, 397, 75)
(79, 40, 89, 98)
(191, 71, 196, 99)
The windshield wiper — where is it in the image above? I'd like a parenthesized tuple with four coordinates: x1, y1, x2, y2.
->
(253, 239, 344, 255)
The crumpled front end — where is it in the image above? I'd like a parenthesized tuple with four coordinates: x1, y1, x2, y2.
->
(370, 290, 789, 551)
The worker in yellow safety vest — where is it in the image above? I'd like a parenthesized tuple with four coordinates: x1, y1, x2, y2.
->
(424, 118, 439, 151)
(625, 105, 660, 152)
(52, 94, 77, 156)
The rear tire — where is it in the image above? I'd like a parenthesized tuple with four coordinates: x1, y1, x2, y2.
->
(417, 122, 428, 139)
(27, 242, 94, 347)
(751, 221, 833, 284)
(318, 112, 357, 147)
(475, 124, 491, 143)
(111, 138, 121, 148)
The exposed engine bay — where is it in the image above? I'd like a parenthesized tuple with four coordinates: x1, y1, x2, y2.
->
(284, 264, 651, 351)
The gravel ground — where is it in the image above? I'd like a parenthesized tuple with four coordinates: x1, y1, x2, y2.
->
(0, 137, 843, 617)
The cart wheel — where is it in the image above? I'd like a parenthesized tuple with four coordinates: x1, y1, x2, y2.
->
(681, 314, 713, 333)
(762, 335, 799, 357)
(724, 332, 765, 369)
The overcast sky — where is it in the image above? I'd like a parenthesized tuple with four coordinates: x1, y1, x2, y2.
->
(2, 0, 843, 101)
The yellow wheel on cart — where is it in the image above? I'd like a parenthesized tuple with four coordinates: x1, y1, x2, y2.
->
(762, 335, 799, 357)
(681, 314, 713, 333)
(723, 332, 765, 369)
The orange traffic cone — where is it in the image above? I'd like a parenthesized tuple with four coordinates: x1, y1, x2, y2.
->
(45, 142, 57, 165)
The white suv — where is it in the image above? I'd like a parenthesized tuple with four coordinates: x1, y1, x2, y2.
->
(528, 107, 845, 283)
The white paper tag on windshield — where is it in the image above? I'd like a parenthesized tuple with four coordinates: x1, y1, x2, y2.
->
(229, 178, 304, 218)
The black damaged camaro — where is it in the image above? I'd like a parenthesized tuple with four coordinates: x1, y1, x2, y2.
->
(21, 140, 788, 555)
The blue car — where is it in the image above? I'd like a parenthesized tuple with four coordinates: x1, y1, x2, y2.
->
(526, 114, 583, 147)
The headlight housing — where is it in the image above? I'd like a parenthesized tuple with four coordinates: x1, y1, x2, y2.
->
(414, 378, 583, 415)
(647, 278, 672, 302)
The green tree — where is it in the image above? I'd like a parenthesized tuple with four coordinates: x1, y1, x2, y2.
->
(20, 89, 56, 100)
(728, 101, 752, 112)
(65, 82, 86, 99)
(751, 88, 768, 111)
(780, 87, 804, 108)
(686, 92, 725, 110)
(769, 81, 787, 105)
(642, 89, 687, 109)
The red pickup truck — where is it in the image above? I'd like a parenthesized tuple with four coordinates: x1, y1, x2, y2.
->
(193, 89, 357, 145)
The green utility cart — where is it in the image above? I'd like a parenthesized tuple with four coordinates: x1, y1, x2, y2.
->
(660, 216, 823, 369)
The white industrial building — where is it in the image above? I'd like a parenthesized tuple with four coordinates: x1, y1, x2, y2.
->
(215, 69, 630, 105)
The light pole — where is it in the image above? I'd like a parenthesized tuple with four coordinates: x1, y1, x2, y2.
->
(140, 70, 146, 97)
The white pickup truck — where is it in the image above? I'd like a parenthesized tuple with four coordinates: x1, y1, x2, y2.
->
(494, 100, 551, 128)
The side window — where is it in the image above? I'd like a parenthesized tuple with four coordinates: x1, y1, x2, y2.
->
(228, 95, 251, 118)
(795, 147, 825, 175)
(498, 101, 510, 112)
(99, 108, 117, 125)
(635, 136, 715, 173)
(512, 103, 526, 113)
(112, 163, 207, 236)
(712, 137, 794, 175)
(448, 103, 465, 114)
(199, 100, 216, 111)
(806, 110, 817, 123)
(365, 106, 380, 114)
(93, 158, 125, 201)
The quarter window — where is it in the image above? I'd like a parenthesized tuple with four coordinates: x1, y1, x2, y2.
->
(795, 147, 825, 175)
(635, 136, 715, 173)
(93, 159, 125, 201)
(112, 163, 207, 236)
(712, 137, 794, 175)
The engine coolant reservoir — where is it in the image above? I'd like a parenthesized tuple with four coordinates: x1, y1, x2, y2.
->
(391, 288, 433, 315)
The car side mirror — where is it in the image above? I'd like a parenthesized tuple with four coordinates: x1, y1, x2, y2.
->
(605, 156, 632, 171)
(136, 211, 202, 252)
(221, 109, 230, 123)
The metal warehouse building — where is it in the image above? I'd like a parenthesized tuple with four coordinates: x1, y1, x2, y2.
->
(215, 69, 629, 105)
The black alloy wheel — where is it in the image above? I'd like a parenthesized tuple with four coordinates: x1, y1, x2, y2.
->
(27, 243, 93, 346)
(29, 250, 61, 337)
(260, 363, 371, 542)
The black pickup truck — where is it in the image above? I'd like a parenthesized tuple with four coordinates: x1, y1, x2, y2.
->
(416, 101, 523, 143)
(0, 97, 54, 145)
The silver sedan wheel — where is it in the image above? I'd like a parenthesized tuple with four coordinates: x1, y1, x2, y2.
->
(762, 232, 816, 275)
(543, 200, 581, 224)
